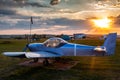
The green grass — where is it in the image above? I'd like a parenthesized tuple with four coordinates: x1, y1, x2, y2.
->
(0, 39, 120, 80)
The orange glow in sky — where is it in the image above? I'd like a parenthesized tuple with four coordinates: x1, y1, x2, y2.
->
(92, 17, 111, 29)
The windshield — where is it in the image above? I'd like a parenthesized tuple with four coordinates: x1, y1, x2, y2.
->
(44, 38, 68, 48)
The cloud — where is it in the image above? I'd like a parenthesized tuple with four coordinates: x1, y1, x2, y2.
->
(0, 14, 120, 31)
(0, 16, 92, 31)
(0, 9, 16, 16)
(0, 0, 120, 19)
(0, 0, 50, 8)
(115, 15, 120, 22)
(112, 15, 120, 27)
(0, 0, 120, 35)
(0, 0, 51, 16)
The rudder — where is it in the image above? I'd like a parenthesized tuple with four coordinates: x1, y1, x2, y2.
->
(103, 33, 117, 55)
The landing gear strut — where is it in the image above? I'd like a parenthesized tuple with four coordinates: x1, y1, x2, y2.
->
(55, 57, 61, 62)
(43, 58, 49, 66)
(33, 58, 38, 63)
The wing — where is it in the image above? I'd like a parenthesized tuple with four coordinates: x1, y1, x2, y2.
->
(25, 51, 62, 58)
(3, 51, 62, 58)
(3, 52, 26, 58)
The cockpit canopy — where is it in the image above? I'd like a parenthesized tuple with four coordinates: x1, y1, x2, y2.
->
(43, 37, 68, 48)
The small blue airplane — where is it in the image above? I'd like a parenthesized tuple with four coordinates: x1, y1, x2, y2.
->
(3, 33, 117, 65)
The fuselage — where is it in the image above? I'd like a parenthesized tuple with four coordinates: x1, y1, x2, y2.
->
(28, 42, 101, 56)
(3, 33, 117, 58)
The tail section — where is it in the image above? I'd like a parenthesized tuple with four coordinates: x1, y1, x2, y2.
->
(103, 33, 117, 55)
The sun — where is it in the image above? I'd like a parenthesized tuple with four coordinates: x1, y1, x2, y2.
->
(92, 18, 111, 28)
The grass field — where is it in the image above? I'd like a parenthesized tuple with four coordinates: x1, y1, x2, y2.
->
(0, 38, 120, 80)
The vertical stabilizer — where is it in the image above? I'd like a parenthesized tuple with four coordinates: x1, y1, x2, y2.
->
(103, 33, 117, 55)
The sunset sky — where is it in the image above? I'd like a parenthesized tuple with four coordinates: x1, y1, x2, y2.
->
(0, 0, 120, 35)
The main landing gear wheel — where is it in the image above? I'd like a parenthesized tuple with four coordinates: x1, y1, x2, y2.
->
(33, 58, 38, 63)
(43, 58, 49, 66)
(55, 57, 61, 62)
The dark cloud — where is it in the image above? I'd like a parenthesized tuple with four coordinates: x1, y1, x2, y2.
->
(0, 0, 14, 7)
(0, 21, 13, 30)
(0, 15, 120, 31)
(0, 17, 92, 31)
(0, 0, 51, 17)
(21, 17, 91, 30)
(26, 2, 50, 7)
(0, 19, 30, 30)
(114, 15, 120, 26)
(0, 9, 16, 16)
(15, 21, 30, 29)
(33, 18, 91, 30)
(43, 18, 91, 30)
(115, 15, 120, 24)
(50, 0, 61, 5)
(0, 0, 50, 8)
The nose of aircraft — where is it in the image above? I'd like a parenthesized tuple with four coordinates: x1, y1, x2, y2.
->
(22, 44, 30, 52)
(28, 43, 43, 51)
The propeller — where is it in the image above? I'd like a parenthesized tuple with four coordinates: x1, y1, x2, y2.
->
(22, 44, 29, 52)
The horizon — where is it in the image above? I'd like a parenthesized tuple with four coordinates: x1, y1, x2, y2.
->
(0, 32, 119, 36)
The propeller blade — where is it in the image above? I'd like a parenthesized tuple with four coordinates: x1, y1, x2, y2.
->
(22, 44, 29, 52)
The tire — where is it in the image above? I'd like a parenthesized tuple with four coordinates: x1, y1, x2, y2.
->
(43, 59, 49, 66)
(33, 58, 38, 63)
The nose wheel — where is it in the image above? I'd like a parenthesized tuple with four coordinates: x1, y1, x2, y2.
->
(43, 58, 49, 66)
